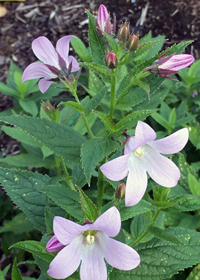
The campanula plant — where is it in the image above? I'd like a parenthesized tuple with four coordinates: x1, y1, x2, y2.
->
(1, 4, 200, 280)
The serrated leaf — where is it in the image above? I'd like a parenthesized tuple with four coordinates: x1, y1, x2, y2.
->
(93, 112, 117, 133)
(78, 187, 97, 222)
(81, 137, 120, 184)
(118, 200, 157, 221)
(0, 115, 85, 163)
(83, 62, 111, 81)
(178, 153, 197, 191)
(87, 10, 106, 65)
(168, 194, 200, 212)
(188, 173, 200, 196)
(110, 227, 200, 280)
(11, 241, 54, 263)
(41, 184, 83, 220)
(12, 258, 22, 280)
(116, 110, 155, 132)
(186, 263, 200, 280)
(148, 226, 183, 245)
(62, 101, 85, 113)
(84, 86, 108, 115)
(0, 167, 51, 233)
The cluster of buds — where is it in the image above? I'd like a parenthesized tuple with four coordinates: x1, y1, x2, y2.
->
(118, 21, 139, 51)
(96, 4, 116, 36)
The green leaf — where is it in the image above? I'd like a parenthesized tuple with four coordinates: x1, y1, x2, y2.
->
(110, 227, 200, 280)
(130, 215, 152, 243)
(93, 112, 117, 133)
(0, 213, 35, 234)
(168, 108, 176, 126)
(188, 173, 200, 196)
(148, 226, 183, 245)
(0, 167, 51, 233)
(81, 137, 120, 184)
(0, 265, 10, 280)
(0, 82, 20, 97)
(168, 194, 200, 212)
(178, 153, 196, 191)
(12, 258, 22, 280)
(84, 86, 108, 115)
(151, 112, 169, 129)
(115, 110, 155, 132)
(61, 101, 85, 113)
(19, 100, 38, 116)
(87, 10, 106, 65)
(72, 164, 87, 188)
(11, 241, 54, 263)
(83, 62, 111, 81)
(0, 115, 86, 164)
(186, 263, 200, 280)
(78, 187, 97, 222)
(41, 184, 83, 220)
(118, 200, 156, 221)
(71, 37, 91, 62)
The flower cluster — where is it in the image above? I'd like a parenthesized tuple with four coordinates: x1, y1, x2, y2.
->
(46, 207, 140, 280)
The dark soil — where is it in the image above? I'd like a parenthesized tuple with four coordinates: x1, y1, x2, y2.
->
(0, 0, 200, 277)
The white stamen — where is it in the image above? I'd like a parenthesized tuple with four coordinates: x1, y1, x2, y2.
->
(134, 147, 143, 157)
(86, 234, 95, 245)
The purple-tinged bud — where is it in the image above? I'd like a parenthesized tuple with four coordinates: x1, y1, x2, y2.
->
(118, 22, 130, 42)
(105, 51, 118, 69)
(126, 32, 139, 52)
(96, 4, 115, 36)
(41, 101, 60, 122)
(143, 54, 195, 79)
(115, 183, 126, 200)
(46, 235, 65, 253)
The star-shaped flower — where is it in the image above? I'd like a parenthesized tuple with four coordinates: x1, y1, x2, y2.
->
(100, 121, 189, 206)
(22, 36, 80, 93)
(46, 207, 140, 280)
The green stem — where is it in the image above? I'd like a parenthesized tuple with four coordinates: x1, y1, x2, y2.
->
(129, 209, 161, 247)
(73, 90, 94, 139)
(109, 70, 116, 119)
(60, 157, 76, 191)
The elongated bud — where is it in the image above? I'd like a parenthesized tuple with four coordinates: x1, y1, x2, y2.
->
(118, 22, 130, 42)
(96, 4, 115, 36)
(115, 183, 126, 200)
(105, 51, 118, 69)
(126, 32, 139, 52)
(46, 235, 65, 253)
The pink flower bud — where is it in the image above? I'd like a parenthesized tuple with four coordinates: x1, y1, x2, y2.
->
(126, 33, 139, 51)
(118, 22, 130, 42)
(46, 235, 65, 253)
(96, 4, 116, 36)
(115, 183, 126, 200)
(105, 51, 118, 69)
(144, 54, 195, 79)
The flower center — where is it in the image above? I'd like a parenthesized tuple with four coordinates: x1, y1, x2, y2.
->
(82, 230, 97, 245)
(134, 147, 143, 157)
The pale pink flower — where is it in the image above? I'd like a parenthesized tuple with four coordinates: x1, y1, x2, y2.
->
(46, 207, 140, 280)
(22, 36, 80, 93)
(100, 121, 189, 207)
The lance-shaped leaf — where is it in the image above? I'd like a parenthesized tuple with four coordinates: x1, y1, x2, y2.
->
(84, 86, 108, 115)
(148, 226, 183, 245)
(168, 194, 200, 212)
(110, 227, 200, 280)
(61, 101, 85, 113)
(81, 137, 120, 184)
(87, 10, 106, 65)
(77, 187, 97, 222)
(11, 241, 54, 263)
(71, 37, 91, 62)
(0, 115, 86, 163)
(93, 111, 117, 133)
(12, 258, 22, 280)
(83, 62, 112, 82)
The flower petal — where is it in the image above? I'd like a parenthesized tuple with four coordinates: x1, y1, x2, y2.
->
(22, 62, 55, 82)
(100, 154, 129, 181)
(125, 157, 148, 206)
(46, 235, 65, 253)
(56, 35, 75, 61)
(149, 128, 189, 154)
(91, 206, 121, 237)
(144, 144, 180, 187)
(53, 216, 87, 245)
(38, 78, 53, 93)
(159, 54, 194, 71)
(80, 232, 107, 280)
(32, 36, 59, 68)
(105, 238, 140, 270)
(68, 55, 80, 72)
(134, 121, 157, 150)
(47, 235, 82, 279)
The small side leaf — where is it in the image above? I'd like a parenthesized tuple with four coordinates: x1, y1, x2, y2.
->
(77, 187, 97, 222)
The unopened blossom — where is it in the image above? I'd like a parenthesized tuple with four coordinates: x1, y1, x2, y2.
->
(22, 36, 80, 93)
(144, 54, 194, 79)
(100, 121, 189, 207)
(46, 207, 140, 280)
(105, 51, 118, 69)
(96, 4, 116, 36)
